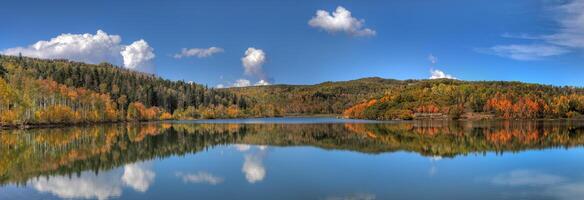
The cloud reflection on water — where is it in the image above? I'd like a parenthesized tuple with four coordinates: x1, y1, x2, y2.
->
(29, 161, 154, 200)
(234, 145, 269, 183)
(490, 169, 584, 200)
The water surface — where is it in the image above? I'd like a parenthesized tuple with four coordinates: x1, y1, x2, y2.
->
(2, 118, 584, 200)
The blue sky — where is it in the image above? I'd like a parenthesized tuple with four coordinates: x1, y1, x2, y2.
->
(1, 0, 583, 87)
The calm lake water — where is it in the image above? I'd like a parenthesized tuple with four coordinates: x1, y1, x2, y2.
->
(2, 118, 584, 200)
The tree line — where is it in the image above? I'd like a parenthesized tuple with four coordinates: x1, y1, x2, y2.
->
(2, 55, 583, 127)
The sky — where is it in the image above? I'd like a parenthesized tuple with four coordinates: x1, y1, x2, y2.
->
(1, 0, 583, 87)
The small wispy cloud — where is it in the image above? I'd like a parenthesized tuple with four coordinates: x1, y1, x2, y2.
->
(428, 54, 438, 65)
(173, 47, 223, 59)
(483, 44, 569, 61)
(480, 0, 584, 61)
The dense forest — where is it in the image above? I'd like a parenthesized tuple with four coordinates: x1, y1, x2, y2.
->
(342, 79, 584, 120)
(1, 55, 583, 127)
(0, 55, 254, 127)
(226, 77, 584, 120)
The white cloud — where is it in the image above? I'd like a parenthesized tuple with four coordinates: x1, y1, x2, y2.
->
(120, 40, 155, 73)
(482, 0, 584, 60)
(242, 48, 267, 80)
(233, 79, 252, 87)
(429, 69, 456, 79)
(491, 170, 565, 187)
(176, 171, 224, 185)
(308, 6, 376, 37)
(544, 0, 584, 48)
(121, 162, 155, 192)
(174, 47, 224, 59)
(254, 79, 270, 86)
(224, 79, 271, 88)
(227, 48, 273, 87)
(1, 30, 156, 73)
(486, 44, 569, 61)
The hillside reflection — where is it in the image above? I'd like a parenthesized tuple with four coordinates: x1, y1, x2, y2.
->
(1, 121, 584, 186)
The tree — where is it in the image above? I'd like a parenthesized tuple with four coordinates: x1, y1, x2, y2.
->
(0, 64, 6, 78)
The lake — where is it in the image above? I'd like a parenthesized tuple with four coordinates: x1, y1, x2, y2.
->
(2, 118, 584, 200)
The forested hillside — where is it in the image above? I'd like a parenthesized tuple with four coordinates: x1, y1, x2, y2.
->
(0, 55, 253, 127)
(343, 79, 584, 120)
(224, 77, 404, 114)
(1, 55, 583, 127)
(227, 78, 584, 120)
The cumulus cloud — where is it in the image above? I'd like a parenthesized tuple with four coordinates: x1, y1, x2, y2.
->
(1, 30, 122, 65)
(1, 30, 156, 73)
(309, 6, 376, 37)
(216, 84, 225, 89)
(120, 40, 155, 73)
(176, 171, 224, 185)
(242, 48, 267, 79)
(121, 162, 155, 192)
(429, 69, 456, 79)
(481, 0, 584, 60)
(224, 48, 273, 88)
(173, 47, 224, 59)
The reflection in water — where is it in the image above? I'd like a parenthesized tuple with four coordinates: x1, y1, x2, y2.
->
(30, 170, 122, 200)
(242, 146, 268, 183)
(325, 193, 377, 200)
(491, 170, 584, 200)
(1, 121, 584, 186)
(1, 120, 584, 199)
(428, 156, 442, 176)
(29, 162, 154, 200)
(121, 162, 155, 192)
(175, 171, 224, 185)
(233, 144, 252, 152)
(491, 170, 565, 187)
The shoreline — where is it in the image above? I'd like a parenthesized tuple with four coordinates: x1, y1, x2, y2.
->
(2, 115, 584, 130)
